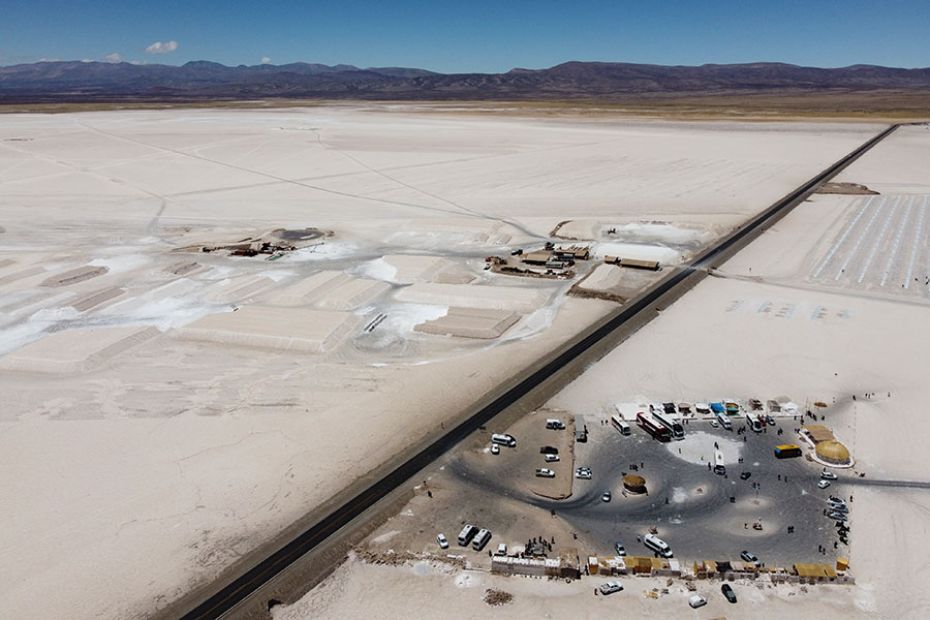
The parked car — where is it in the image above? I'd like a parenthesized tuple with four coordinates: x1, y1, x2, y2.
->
(688, 594, 707, 609)
(821, 469, 838, 480)
(490, 443, 500, 455)
(739, 471, 752, 480)
(765, 414, 776, 426)
(721, 583, 737, 603)
(826, 510, 848, 522)
(599, 581, 623, 595)
(601, 491, 612, 503)
(535, 468, 555, 478)
(817, 480, 831, 489)
(829, 495, 846, 505)
(437, 533, 449, 549)
(709, 420, 720, 428)
(495, 543, 507, 556)
(540, 445, 559, 455)
(614, 542, 626, 556)
(739, 550, 761, 567)
(575, 467, 592, 480)
(544, 453, 560, 463)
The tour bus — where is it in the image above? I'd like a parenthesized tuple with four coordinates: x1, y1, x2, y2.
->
(472, 528, 492, 551)
(490, 433, 517, 448)
(611, 414, 631, 436)
(746, 413, 763, 432)
(774, 444, 803, 459)
(653, 410, 685, 440)
(715, 410, 732, 430)
(713, 449, 726, 475)
(458, 524, 479, 546)
(643, 533, 674, 558)
(637, 412, 672, 442)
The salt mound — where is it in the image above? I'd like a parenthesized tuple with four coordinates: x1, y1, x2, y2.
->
(396, 283, 547, 314)
(0, 325, 158, 373)
(177, 305, 356, 352)
(415, 307, 518, 339)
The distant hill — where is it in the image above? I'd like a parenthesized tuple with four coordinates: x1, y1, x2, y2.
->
(1, 60, 928, 102)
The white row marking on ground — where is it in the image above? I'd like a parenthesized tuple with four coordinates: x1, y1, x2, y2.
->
(879, 196, 914, 287)
(812, 195, 874, 279)
(903, 196, 928, 290)
(857, 195, 901, 284)
(834, 195, 887, 281)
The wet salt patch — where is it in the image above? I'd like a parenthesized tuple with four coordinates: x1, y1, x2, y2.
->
(671, 487, 688, 504)
(603, 222, 712, 245)
(378, 303, 448, 334)
(0, 305, 82, 355)
(350, 258, 399, 283)
(401, 509, 415, 517)
(89, 254, 149, 273)
(259, 269, 296, 282)
(285, 242, 359, 262)
(592, 241, 680, 264)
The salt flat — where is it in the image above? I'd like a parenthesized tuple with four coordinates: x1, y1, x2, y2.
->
(0, 105, 882, 619)
(276, 123, 930, 620)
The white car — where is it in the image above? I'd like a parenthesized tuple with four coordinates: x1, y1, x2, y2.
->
(437, 533, 449, 549)
(821, 469, 838, 480)
(490, 443, 500, 455)
(599, 581, 623, 595)
(817, 480, 831, 489)
(544, 453, 560, 463)
(575, 467, 592, 480)
(688, 594, 707, 608)
(535, 468, 555, 478)
(709, 420, 720, 428)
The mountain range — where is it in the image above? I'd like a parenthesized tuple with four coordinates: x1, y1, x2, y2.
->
(2, 60, 929, 102)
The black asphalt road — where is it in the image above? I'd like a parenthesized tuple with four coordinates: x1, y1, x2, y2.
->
(179, 124, 900, 620)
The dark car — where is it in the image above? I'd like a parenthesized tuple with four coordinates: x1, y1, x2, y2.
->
(739, 471, 751, 480)
(540, 446, 559, 455)
(739, 550, 761, 566)
(721, 583, 737, 603)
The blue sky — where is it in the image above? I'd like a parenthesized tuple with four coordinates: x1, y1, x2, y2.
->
(1, 0, 927, 71)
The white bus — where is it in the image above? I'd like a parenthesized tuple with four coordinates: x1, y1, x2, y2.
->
(715, 410, 732, 430)
(490, 433, 516, 447)
(457, 524, 479, 546)
(610, 414, 631, 436)
(472, 528, 492, 551)
(643, 533, 673, 558)
(653, 410, 685, 440)
(746, 413, 763, 432)
(713, 449, 726, 475)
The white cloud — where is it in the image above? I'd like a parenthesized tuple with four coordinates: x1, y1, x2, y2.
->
(103, 52, 122, 63)
(260, 56, 272, 65)
(145, 40, 179, 55)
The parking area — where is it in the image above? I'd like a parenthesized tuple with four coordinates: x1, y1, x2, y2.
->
(532, 418, 847, 566)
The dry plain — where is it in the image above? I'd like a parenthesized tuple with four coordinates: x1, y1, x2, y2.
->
(0, 105, 887, 619)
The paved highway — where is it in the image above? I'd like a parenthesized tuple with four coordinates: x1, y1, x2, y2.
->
(178, 124, 900, 620)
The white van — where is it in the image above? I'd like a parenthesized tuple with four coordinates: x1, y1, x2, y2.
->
(746, 414, 763, 432)
(643, 533, 673, 558)
(611, 414, 631, 436)
(715, 411, 732, 430)
(457, 524, 479, 546)
(490, 433, 517, 447)
(472, 528, 492, 551)
(545, 419, 566, 430)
